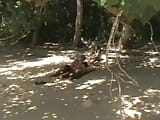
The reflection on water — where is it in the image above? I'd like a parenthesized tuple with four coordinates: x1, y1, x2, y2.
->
(116, 89, 160, 120)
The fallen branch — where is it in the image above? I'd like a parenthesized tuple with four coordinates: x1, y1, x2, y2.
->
(0, 33, 18, 41)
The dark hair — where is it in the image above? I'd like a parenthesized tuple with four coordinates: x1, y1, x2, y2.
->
(80, 55, 86, 61)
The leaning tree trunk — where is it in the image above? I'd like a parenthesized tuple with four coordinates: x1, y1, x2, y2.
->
(73, 0, 83, 47)
(107, 7, 134, 49)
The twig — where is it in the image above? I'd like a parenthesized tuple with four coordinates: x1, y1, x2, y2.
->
(116, 76, 124, 120)
(115, 51, 139, 86)
(0, 33, 18, 41)
(111, 17, 139, 86)
(106, 11, 139, 118)
(10, 31, 31, 45)
(116, 73, 135, 85)
(109, 72, 114, 100)
(116, 74, 121, 97)
(106, 10, 123, 68)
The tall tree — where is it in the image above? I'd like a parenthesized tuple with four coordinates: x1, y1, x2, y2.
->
(100, 0, 160, 49)
(73, 0, 83, 47)
(25, 0, 48, 47)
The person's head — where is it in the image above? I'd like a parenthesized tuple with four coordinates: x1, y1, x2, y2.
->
(80, 55, 86, 61)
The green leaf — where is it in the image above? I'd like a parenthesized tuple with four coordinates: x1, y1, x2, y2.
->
(122, 0, 148, 20)
(106, 0, 120, 6)
(100, 0, 107, 6)
(119, 0, 159, 24)
(145, 0, 160, 11)
(99, 0, 120, 6)
(140, 6, 156, 24)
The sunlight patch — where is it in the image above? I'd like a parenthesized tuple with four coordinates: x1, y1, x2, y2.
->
(28, 71, 53, 79)
(0, 55, 72, 75)
(75, 79, 105, 90)
(116, 95, 142, 119)
(44, 79, 73, 90)
(19, 55, 72, 67)
(116, 89, 160, 119)
(1, 84, 35, 119)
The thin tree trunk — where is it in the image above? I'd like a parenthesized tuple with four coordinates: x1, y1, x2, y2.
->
(120, 24, 133, 49)
(31, 6, 44, 47)
(106, 7, 134, 49)
(73, 0, 83, 47)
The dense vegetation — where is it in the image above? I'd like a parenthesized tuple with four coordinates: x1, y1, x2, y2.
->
(0, 0, 160, 47)
(0, 2, 160, 119)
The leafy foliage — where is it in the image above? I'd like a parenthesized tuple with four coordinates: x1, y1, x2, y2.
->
(100, 0, 160, 24)
(0, 0, 160, 46)
(0, 0, 40, 45)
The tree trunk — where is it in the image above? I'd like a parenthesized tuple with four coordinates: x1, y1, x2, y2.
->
(106, 7, 134, 49)
(31, 7, 44, 47)
(73, 0, 83, 47)
(120, 24, 133, 49)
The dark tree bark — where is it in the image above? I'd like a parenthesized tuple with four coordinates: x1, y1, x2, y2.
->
(28, 0, 47, 47)
(73, 0, 83, 47)
(31, 6, 44, 47)
(121, 24, 133, 49)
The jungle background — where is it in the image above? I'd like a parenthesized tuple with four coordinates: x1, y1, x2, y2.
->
(0, 0, 160, 120)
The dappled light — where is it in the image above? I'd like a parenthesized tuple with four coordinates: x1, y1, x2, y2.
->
(0, 54, 72, 77)
(116, 89, 160, 120)
(0, 46, 160, 120)
(0, 0, 160, 119)
(44, 79, 73, 90)
(1, 84, 35, 119)
(76, 79, 106, 90)
(139, 50, 160, 68)
(41, 112, 59, 119)
(0, 45, 159, 120)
